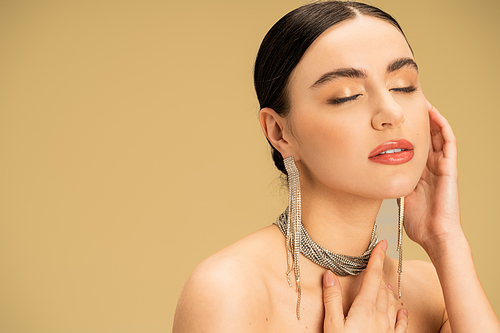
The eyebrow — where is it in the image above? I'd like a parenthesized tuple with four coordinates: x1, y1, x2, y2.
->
(309, 57, 418, 89)
(310, 68, 367, 89)
(387, 57, 418, 74)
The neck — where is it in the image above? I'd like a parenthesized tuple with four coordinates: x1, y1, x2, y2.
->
(300, 186, 383, 257)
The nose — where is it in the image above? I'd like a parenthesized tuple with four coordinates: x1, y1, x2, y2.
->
(371, 92, 405, 130)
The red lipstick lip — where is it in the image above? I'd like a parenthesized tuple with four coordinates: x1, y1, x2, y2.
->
(369, 139, 414, 159)
(368, 139, 414, 165)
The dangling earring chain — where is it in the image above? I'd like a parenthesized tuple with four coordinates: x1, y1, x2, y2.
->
(397, 196, 405, 299)
(283, 156, 302, 320)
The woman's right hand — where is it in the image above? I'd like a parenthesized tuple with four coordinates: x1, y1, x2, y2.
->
(323, 240, 408, 333)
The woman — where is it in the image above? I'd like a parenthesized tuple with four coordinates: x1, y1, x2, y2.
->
(173, 1, 500, 332)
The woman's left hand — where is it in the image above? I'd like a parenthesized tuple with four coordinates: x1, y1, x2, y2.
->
(403, 100, 463, 257)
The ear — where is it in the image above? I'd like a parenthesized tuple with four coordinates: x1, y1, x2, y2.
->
(259, 107, 296, 159)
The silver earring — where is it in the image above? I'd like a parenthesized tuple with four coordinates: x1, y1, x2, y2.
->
(397, 196, 405, 299)
(283, 156, 302, 320)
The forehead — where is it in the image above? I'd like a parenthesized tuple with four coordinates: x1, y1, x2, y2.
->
(291, 15, 414, 85)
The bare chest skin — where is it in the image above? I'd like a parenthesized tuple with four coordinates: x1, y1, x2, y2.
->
(258, 267, 443, 333)
(174, 226, 446, 332)
(250, 227, 445, 333)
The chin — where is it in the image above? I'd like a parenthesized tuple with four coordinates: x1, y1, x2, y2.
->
(376, 155, 427, 199)
(375, 175, 420, 199)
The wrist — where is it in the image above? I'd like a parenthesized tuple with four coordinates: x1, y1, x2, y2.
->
(423, 230, 470, 264)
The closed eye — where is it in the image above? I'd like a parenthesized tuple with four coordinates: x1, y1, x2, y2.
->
(390, 86, 417, 93)
(329, 94, 362, 105)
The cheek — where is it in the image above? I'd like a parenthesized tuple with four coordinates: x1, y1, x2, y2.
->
(294, 113, 352, 156)
(292, 112, 368, 176)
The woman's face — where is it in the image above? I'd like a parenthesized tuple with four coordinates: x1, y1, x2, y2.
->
(286, 15, 429, 199)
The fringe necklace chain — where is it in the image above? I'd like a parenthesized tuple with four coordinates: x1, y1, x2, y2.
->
(274, 211, 378, 276)
(273, 210, 378, 319)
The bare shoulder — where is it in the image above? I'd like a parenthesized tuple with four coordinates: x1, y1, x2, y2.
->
(173, 225, 284, 333)
(403, 260, 441, 288)
(403, 260, 443, 302)
(401, 259, 447, 331)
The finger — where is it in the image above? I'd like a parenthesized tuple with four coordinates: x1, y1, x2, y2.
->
(376, 277, 389, 313)
(323, 270, 344, 332)
(429, 107, 444, 153)
(428, 106, 457, 161)
(356, 240, 387, 302)
(394, 308, 409, 333)
(386, 284, 397, 326)
(424, 96, 432, 111)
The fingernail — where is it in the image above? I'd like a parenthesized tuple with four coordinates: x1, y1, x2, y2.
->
(381, 240, 388, 252)
(324, 270, 335, 287)
(404, 308, 408, 317)
(387, 283, 393, 290)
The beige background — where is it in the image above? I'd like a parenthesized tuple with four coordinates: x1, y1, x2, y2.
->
(1, 0, 499, 331)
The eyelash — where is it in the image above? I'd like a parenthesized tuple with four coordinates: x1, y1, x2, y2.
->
(329, 86, 417, 105)
(330, 94, 362, 105)
(390, 86, 417, 93)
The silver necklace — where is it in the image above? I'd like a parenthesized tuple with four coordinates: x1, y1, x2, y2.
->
(274, 210, 378, 276)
